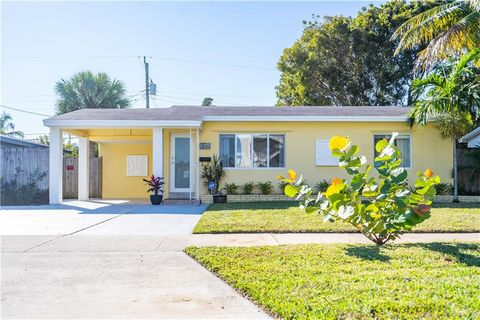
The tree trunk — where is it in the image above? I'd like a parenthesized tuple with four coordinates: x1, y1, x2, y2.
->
(453, 137, 459, 202)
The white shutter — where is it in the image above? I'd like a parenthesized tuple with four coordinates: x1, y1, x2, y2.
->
(315, 140, 337, 166)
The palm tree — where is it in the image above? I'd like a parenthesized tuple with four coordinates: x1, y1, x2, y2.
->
(392, 0, 480, 69)
(410, 49, 480, 202)
(55, 71, 130, 115)
(0, 111, 24, 138)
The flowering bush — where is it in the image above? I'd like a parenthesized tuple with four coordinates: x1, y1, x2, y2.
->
(279, 133, 440, 245)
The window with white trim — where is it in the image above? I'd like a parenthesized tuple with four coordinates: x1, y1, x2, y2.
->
(219, 134, 285, 168)
(374, 134, 411, 168)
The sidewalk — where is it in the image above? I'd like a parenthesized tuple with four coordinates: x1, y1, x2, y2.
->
(2, 232, 479, 253)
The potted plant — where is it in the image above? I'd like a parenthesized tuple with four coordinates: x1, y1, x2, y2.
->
(143, 175, 164, 205)
(201, 155, 226, 203)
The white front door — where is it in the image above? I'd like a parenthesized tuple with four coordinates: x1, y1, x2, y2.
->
(170, 135, 191, 192)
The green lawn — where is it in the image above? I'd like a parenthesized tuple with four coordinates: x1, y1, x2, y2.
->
(186, 243, 480, 319)
(193, 201, 480, 233)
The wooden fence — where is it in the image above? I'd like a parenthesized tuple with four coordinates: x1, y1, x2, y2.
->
(1, 144, 103, 203)
(63, 157, 102, 199)
(1, 145, 49, 190)
(457, 147, 480, 195)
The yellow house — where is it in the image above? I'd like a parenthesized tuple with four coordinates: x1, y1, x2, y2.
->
(43, 106, 452, 204)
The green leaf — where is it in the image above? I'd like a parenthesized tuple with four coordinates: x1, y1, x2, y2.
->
(331, 148, 344, 157)
(304, 206, 319, 214)
(345, 145, 359, 158)
(375, 139, 388, 153)
(391, 168, 408, 183)
(284, 184, 299, 198)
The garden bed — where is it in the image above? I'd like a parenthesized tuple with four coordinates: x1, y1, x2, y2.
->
(200, 194, 480, 204)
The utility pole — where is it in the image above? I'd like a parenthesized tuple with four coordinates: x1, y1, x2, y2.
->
(144, 56, 150, 109)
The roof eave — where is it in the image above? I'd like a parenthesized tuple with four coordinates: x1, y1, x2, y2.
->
(459, 127, 480, 143)
(202, 116, 410, 122)
(43, 119, 203, 129)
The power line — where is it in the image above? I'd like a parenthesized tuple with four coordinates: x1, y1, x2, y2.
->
(2, 55, 276, 70)
(0, 105, 52, 117)
(150, 56, 275, 71)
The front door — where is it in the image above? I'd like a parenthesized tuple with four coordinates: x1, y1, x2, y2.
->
(170, 135, 191, 192)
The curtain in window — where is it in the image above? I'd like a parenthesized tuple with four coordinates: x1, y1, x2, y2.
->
(219, 135, 235, 167)
(373, 135, 411, 167)
(236, 135, 252, 167)
(253, 135, 268, 167)
(396, 138, 411, 167)
(269, 135, 284, 167)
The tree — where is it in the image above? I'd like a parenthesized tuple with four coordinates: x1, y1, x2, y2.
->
(55, 71, 130, 115)
(0, 111, 24, 138)
(276, 1, 435, 106)
(410, 49, 480, 202)
(34, 134, 49, 145)
(201, 97, 214, 106)
(392, 0, 480, 70)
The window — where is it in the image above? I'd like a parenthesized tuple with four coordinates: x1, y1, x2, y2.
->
(374, 134, 411, 167)
(219, 134, 285, 168)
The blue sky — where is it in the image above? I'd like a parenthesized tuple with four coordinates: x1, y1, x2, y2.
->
(1, 1, 379, 137)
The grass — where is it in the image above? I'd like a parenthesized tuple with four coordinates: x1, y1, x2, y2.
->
(186, 242, 480, 319)
(193, 201, 480, 233)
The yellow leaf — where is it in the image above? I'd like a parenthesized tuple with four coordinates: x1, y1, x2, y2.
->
(288, 169, 297, 181)
(370, 212, 381, 219)
(424, 168, 434, 178)
(277, 175, 284, 180)
(329, 136, 350, 151)
(331, 177, 342, 185)
(325, 183, 343, 197)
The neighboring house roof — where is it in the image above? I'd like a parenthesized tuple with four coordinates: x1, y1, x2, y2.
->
(459, 127, 480, 148)
(43, 106, 411, 128)
(0, 135, 49, 148)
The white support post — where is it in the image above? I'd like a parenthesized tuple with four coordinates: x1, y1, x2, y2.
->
(196, 128, 200, 201)
(152, 128, 164, 178)
(78, 137, 90, 200)
(49, 128, 63, 204)
(189, 129, 192, 201)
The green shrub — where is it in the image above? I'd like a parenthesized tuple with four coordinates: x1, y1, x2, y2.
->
(435, 183, 453, 195)
(224, 182, 239, 195)
(315, 179, 329, 193)
(280, 133, 440, 245)
(257, 181, 274, 195)
(200, 155, 225, 195)
(278, 180, 290, 194)
(242, 181, 256, 195)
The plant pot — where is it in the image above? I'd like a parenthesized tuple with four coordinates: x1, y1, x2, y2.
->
(150, 194, 163, 205)
(213, 195, 227, 203)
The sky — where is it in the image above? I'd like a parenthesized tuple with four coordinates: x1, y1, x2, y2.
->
(1, 1, 380, 138)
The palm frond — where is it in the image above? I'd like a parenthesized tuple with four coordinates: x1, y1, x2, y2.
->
(393, 2, 463, 50)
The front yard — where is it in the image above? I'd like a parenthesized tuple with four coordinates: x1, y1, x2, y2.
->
(186, 242, 480, 319)
(193, 201, 480, 233)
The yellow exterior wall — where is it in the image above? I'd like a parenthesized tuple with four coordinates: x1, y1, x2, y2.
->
(198, 121, 452, 195)
(98, 143, 153, 199)
(94, 121, 452, 198)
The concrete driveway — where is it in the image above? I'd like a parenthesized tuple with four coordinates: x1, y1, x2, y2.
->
(0, 200, 208, 235)
(0, 201, 270, 319)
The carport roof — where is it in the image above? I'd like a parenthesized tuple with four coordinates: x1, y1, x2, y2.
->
(43, 105, 411, 128)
